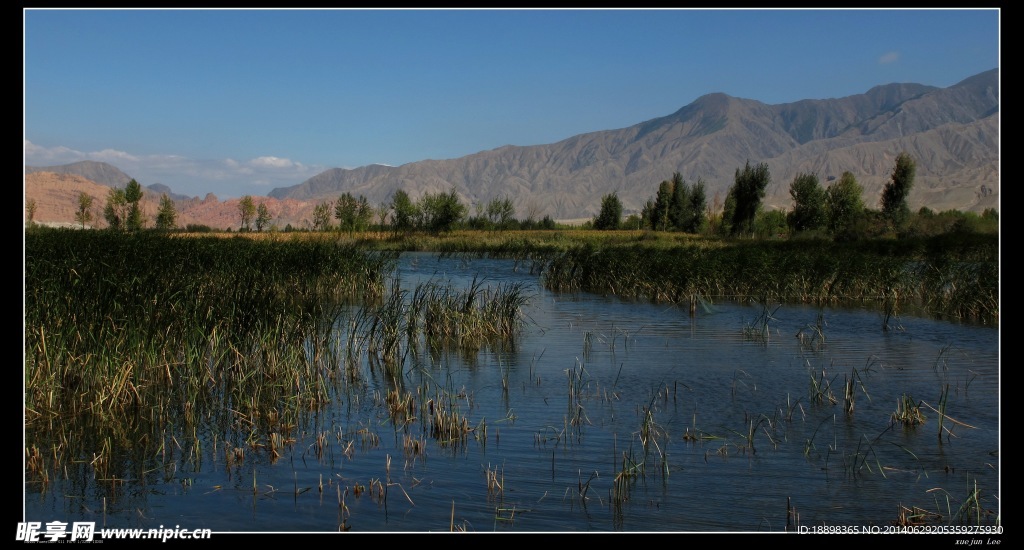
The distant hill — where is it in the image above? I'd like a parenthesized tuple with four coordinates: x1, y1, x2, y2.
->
(269, 68, 998, 219)
(146, 183, 194, 202)
(25, 160, 133, 188)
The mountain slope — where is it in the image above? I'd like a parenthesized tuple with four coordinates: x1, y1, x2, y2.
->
(270, 68, 998, 219)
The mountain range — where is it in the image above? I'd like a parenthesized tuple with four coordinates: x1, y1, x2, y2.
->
(25, 69, 999, 229)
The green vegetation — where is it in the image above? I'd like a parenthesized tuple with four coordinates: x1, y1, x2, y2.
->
(882, 152, 917, 232)
(103, 187, 127, 230)
(593, 192, 623, 230)
(826, 171, 865, 238)
(26, 198, 37, 227)
(256, 201, 272, 232)
(23, 228, 535, 493)
(25, 230, 393, 428)
(726, 160, 772, 236)
(126, 179, 144, 230)
(75, 191, 94, 229)
(155, 193, 177, 231)
(787, 172, 826, 233)
(238, 194, 256, 231)
(641, 172, 707, 233)
(335, 192, 373, 233)
(538, 232, 998, 324)
(313, 200, 333, 231)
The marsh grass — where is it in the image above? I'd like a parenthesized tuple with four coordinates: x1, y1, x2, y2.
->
(912, 477, 1000, 526)
(638, 401, 669, 476)
(743, 300, 781, 342)
(566, 360, 593, 439)
(25, 230, 538, 488)
(891, 394, 926, 427)
(809, 369, 838, 407)
(796, 311, 827, 350)
(537, 235, 997, 324)
(843, 366, 871, 417)
(25, 231, 392, 445)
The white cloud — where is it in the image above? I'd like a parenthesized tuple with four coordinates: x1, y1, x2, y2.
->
(250, 156, 295, 169)
(91, 148, 140, 163)
(24, 142, 328, 197)
(878, 51, 900, 64)
(24, 140, 86, 165)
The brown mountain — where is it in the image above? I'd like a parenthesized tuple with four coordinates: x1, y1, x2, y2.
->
(270, 68, 999, 220)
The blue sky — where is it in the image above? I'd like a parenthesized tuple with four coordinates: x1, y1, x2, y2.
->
(24, 8, 999, 200)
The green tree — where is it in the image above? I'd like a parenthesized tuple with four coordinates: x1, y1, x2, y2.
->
(124, 179, 144, 231)
(238, 195, 256, 231)
(651, 179, 673, 231)
(825, 171, 865, 237)
(390, 189, 418, 233)
(593, 192, 622, 230)
(787, 172, 826, 232)
(640, 199, 656, 229)
(754, 209, 788, 239)
(334, 193, 374, 233)
(26, 198, 37, 227)
(103, 187, 127, 230)
(707, 191, 724, 235)
(486, 196, 517, 230)
(729, 160, 771, 236)
(880, 152, 916, 231)
(377, 201, 390, 230)
(312, 201, 333, 231)
(685, 178, 708, 233)
(419, 188, 466, 233)
(75, 192, 94, 229)
(334, 193, 358, 233)
(668, 172, 689, 231)
(255, 202, 271, 232)
(155, 193, 177, 231)
(718, 188, 736, 236)
(355, 195, 373, 231)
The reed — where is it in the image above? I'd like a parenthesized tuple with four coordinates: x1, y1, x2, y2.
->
(809, 368, 838, 406)
(537, 235, 997, 324)
(743, 300, 781, 342)
(923, 476, 1000, 526)
(611, 440, 643, 506)
(485, 463, 504, 496)
(937, 383, 950, 442)
(565, 360, 592, 438)
(891, 394, 926, 427)
(25, 230, 395, 481)
(796, 310, 826, 350)
(843, 366, 870, 417)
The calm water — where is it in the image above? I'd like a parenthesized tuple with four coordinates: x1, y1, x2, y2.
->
(24, 253, 1000, 533)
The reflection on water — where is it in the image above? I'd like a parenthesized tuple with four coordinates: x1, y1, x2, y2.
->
(25, 252, 1000, 532)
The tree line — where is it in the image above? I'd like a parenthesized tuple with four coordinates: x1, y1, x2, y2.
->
(34, 151, 995, 238)
(591, 152, 997, 238)
(302, 188, 558, 234)
(30, 179, 181, 232)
